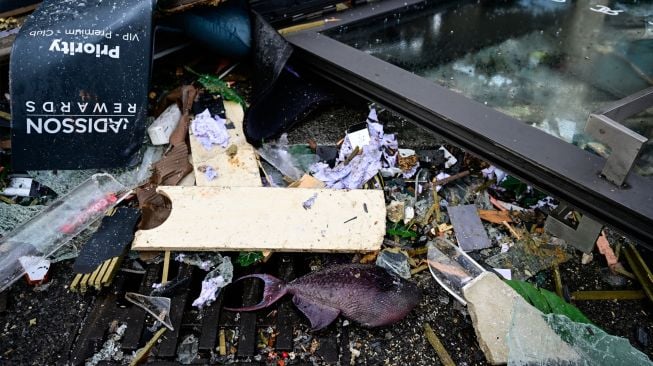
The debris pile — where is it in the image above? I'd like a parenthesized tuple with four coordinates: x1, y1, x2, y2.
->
(0, 1, 651, 365)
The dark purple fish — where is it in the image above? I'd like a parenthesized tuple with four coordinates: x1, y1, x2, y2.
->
(225, 264, 421, 330)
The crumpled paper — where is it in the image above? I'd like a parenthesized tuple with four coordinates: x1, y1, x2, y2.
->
(310, 108, 398, 189)
(191, 109, 229, 150)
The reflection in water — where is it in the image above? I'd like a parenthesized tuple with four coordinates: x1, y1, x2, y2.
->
(329, 0, 653, 175)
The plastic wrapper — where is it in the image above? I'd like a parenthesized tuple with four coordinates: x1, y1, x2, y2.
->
(0, 173, 126, 292)
(427, 238, 486, 305)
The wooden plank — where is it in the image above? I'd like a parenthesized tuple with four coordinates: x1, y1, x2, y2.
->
(70, 292, 118, 365)
(237, 277, 261, 357)
(478, 209, 512, 224)
(198, 295, 224, 351)
(132, 186, 385, 252)
(275, 256, 297, 351)
(190, 100, 262, 187)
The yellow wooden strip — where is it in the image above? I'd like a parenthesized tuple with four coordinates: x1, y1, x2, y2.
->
(88, 265, 101, 286)
(162, 251, 171, 283)
(219, 329, 227, 356)
(129, 327, 167, 366)
(101, 257, 120, 286)
(93, 260, 111, 289)
(79, 274, 90, 293)
(70, 273, 83, 292)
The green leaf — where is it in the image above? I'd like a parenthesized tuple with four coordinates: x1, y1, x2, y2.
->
(539, 288, 592, 324)
(387, 223, 418, 238)
(185, 67, 246, 108)
(237, 251, 264, 267)
(508, 279, 551, 313)
(505, 279, 592, 324)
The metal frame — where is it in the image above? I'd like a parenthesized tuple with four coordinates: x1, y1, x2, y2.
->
(585, 87, 653, 186)
(284, 0, 653, 248)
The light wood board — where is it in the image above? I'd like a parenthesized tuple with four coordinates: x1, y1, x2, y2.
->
(132, 186, 386, 252)
(189, 101, 262, 187)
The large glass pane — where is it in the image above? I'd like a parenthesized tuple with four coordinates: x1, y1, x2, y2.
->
(327, 0, 653, 175)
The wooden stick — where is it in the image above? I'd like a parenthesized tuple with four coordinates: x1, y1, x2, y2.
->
(130, 327, 167, 366)
(433, 170, 470, 186)
(161, 251, 171, 283)
(424, 323, 456, 366)
(553, 265, 563, 299)
(219, 329, 227, 356)
(411, 264, 429, 275)
(571, 290, 645, 301)
(502, 221, 521, 240)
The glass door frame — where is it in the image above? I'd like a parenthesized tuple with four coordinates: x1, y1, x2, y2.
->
(284, 0, 653, 247)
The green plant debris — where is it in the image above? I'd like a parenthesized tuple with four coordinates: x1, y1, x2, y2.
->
(387, 223, 418, 239)
(237, 251, 264, 267)
(499, 176, 547, 207)
(185, 67, 246, 108)
(505, 279, 592, 325)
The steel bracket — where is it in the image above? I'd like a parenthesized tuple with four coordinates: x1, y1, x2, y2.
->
(544, 204, 603, 253)
(584, 87, 653, 186)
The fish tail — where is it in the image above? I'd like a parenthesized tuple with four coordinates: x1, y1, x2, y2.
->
(223, 274, 288, 311)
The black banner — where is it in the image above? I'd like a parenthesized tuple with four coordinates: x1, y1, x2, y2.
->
(10, 0, 154, 169)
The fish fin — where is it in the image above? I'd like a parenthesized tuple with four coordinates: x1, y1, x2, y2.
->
(292, 294, 340, 331)
(224, 274, 287, 312)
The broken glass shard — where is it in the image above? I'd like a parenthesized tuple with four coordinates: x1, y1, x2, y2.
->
(508, 298, 653, 366)
(125, 292, 174, 331)
(486, 235, 572, 280)
(192, 254, 234, 308)
(177, 334, 199, 364)
(427, 237, 486, 305)
(376, 249, 411, 279)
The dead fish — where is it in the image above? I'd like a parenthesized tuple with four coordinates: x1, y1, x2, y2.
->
(224, 264, 421, 330)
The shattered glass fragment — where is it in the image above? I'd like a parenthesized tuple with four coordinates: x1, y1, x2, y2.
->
(427, 238, 486, 305)
(28, 169, 98, 196)
(237, 251, 264, 267)
(257, 135, 306, 181)
(0, 204, 44, 236)
(507, 298, 581, 366)
(86, 323, 127, 366)
(177, 334, 199, 364)
(508, 299, 653, 366)
(125, 292, 174, 331)
(192, 255, 233, 308)
(176, 253, 222, 271)
(376, 250, 411, 279)
(486, 235, 571, 280)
